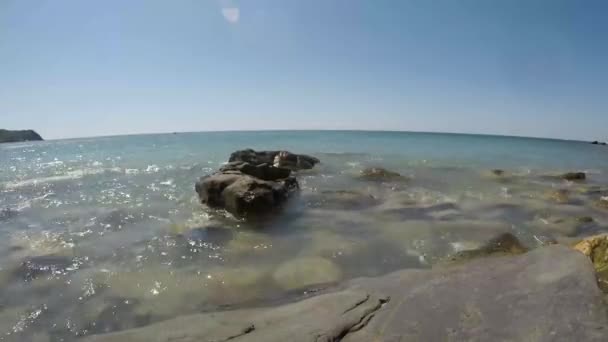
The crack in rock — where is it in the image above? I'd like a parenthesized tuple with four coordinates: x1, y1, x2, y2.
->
(318, 295, 390, 342)
(221, 324, 255, 341)
(342, 294, 370, 315)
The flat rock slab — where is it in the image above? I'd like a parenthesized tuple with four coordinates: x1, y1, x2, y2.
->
(345, 245, 608, 341)
(84, 246, 608, 342)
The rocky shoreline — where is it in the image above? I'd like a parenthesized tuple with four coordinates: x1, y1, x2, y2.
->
(77, 149, 608, 341)
(83, 244, 608, 342)
(3, 148, 608, 341)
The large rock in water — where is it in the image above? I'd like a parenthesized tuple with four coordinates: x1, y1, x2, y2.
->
(0, 129, 43, 143)
(82, 246, 608, 342)
(195, 171, 298, 218)
(196, 150, 319, 218)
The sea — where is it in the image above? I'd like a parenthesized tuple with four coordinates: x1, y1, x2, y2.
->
(1, 130, 608, 341)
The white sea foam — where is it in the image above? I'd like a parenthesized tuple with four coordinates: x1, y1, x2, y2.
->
(2, 168, 117, 189)
(12, 192, 55, 211)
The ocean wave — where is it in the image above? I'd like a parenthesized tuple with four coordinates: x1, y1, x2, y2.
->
(2, 168, 120, 189)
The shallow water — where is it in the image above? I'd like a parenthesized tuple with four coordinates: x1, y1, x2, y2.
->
(1, 131, 608, 341)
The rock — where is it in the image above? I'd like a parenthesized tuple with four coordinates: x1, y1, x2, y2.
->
(380, 220, 517, 264)
(0, 129, 43, 143)
(195, 173, 298, 218)
(573, 234, 608, 291)
(273, 257, 342, 290)
(358, 167, 406, 181)
(591, 141, 607, 145)
(219, 161, 291, 181)
(228, 149, 319, 171)
(447, 232, 528, 262)
(562, 172, 586, 181)
(491, 169, 505, 176)
(229, 149, 277, 165)
(83, 290, 388, 342)
(196, 149, 317, 218)
(82, 246, 608, 342)
(222, 176, 298, 217)
(343, 245, 608, 341)
(273, 151, 320, 170)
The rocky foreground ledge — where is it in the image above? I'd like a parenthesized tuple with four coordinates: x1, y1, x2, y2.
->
(84, 245, 608, 341)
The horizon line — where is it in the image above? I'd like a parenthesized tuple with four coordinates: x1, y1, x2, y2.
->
(33, 128, 593, 144)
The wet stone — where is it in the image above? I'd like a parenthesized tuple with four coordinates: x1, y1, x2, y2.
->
(561, 172, 586, 181)
(446, 232, 528, 262)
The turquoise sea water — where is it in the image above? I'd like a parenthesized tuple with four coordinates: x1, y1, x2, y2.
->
(1, 131, 608, 341)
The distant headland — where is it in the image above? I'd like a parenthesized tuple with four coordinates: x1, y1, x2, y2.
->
(0, 129, 43, 143)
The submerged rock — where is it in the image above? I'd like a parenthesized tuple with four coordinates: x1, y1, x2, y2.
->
(574, 234, 608, 291)
(562, 172, 586, 181)
(533, 214, 599, 237)
(358, 167, 406, 182)
(82, 246, 608, 342)
(273, 257, 342, 290)
(447, 232, 528, 262)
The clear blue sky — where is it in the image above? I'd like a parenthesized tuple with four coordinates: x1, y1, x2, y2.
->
(1, 0, 607, 140)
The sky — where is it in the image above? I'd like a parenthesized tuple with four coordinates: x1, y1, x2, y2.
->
(1, 0, 607, 140)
